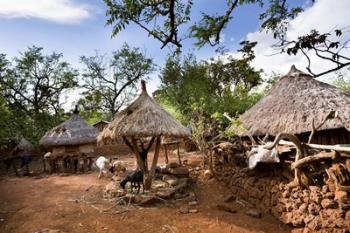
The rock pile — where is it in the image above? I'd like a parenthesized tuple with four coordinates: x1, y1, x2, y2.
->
(215, 165, 350, 232)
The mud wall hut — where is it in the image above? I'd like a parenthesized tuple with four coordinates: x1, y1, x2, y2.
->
(13, 138, 35, 155)
(240, 66, 350, 145)
(39, 110, 99, 157)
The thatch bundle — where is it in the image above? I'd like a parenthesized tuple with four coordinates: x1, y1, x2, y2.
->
(240, 66, 350, 136)
(98, 82, 190, 145)
(39, 113, 99, 147)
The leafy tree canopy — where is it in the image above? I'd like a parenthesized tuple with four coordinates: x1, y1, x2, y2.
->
(156, 51, 263, 126)
(79, 43, 155, 120)
(0, 46, 78, 143)
(104, 0, 350, 77)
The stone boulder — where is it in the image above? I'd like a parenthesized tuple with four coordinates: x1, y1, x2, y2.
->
(169, 166, 189, 177)
(321, 198, 337, 209)
(166, 162, 180, 169)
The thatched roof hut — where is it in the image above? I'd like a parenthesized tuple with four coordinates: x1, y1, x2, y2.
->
(39, 109, 99, 156)
(9, 138, 35, 158)
(14, 138, 34, 152)
(98, 80, 190, 189)
(98, 82, 190, 144)
(240, 66, 350, 144)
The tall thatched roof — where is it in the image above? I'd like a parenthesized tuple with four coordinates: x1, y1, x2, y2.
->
(39, 112, 99, 147)
(240, 65, 350, 136)
(98, 81, 190, 144)
(14, 138, 34, 152)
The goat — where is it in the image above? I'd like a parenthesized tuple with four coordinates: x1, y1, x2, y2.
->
(95, 156, 113, 179)
(109, 160, 127, 174)
(120, 170, 144, 193)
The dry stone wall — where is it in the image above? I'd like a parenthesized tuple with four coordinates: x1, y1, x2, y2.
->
(215, 165, 350, 232)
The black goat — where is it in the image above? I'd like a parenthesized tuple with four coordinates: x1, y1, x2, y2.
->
(120, 170, 144, 193)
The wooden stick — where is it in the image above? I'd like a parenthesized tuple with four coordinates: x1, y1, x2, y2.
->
(291, 151, 336, 169)
(209, 149, 214, 173)
(177, 142, 181, 165)
(308, 119, 316, 144)
(275, 140, 350, 154)
(145, 137, 156, 151)
(264, 133, 305, 187)
(130, 137, 145, 172)
(164, 144, 169, 164)
(145, 136, 161, 190)
(307, 144, 350, 154)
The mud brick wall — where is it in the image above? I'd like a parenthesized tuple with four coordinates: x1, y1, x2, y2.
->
(215, 165, 350, 232)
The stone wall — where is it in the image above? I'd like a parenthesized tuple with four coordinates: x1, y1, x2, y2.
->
(215, 165, 350, 232)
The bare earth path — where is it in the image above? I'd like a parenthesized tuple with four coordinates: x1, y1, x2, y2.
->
(0, 174, 290, 233)
(0, 153, 290, 233)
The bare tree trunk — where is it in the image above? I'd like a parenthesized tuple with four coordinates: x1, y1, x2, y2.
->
(145, 136, 161, 190)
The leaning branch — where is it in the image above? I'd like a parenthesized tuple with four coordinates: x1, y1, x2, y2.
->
(291, 151, 337, 169)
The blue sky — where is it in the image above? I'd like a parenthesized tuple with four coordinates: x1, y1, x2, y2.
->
(0, 0, 264, 84)
(1, 0, 349, 109)
(0, 0, 264, 62)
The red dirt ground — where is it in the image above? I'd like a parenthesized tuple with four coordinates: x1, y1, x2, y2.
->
(0, 153, 290, 233)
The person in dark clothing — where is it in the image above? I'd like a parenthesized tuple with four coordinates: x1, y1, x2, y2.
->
(19, 150, 32, 175)
(3, 156, 18, 175)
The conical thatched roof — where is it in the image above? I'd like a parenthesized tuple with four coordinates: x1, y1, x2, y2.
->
(240, 65, 350, 136)
(39, 112, 99, 147)
(98, 81, 190, 144)
(14, 138, 34, 152)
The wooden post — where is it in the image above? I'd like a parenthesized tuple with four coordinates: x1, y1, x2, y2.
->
(177, 142, 181, 165)
(43, 158, 47, 173)
(145, 136, 161, 190)
(131, 137, 146, 172)
(209, 149, 214, 173)
(164, 144, 169, 164)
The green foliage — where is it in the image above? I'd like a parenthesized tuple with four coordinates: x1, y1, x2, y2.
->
(333, 75, 350, 92)
(104, 0, 193, 48)
(157, 52, 262, 126)
(104, 1, 350, 76)
(224, 118, 245, 138)
(260, 0, 302, 37)
(190, 0, 263, 47)
(104, 0, 303, 49)
(79, 43, 155, 118)
(0, 46, 78, 144)
(157, 98, 187, 124)
(156, 52, 264, 150)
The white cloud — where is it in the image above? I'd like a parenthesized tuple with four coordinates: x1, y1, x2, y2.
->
(231, 0, 350, 79)
(0, 0, 92, 24)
